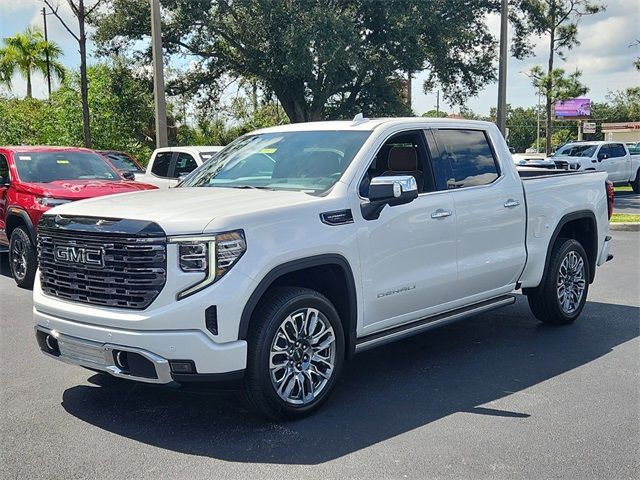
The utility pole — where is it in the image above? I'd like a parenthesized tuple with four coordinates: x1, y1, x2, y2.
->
(436, 90, 440, 115)
(496, 0, 508, 135)
(41, 7, 52, 99)
(406, 71, 412, 112)
(150, 0, 168, 148)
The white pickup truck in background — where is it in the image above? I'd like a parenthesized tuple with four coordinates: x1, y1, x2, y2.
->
(134, 146, 223, 188)
(552, 141, 640, 192)
(34, 117, 614, 419)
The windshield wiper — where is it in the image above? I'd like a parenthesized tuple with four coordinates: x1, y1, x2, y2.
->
(227, 185, 273, 190)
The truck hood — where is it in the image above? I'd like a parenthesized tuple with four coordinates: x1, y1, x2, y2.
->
(47, 187, 320, 234)
(19, 179, 156, 199)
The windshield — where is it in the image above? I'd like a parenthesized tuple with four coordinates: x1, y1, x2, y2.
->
(104, 152, 143, 172)
(554, 144, 597, 158)
(14, 151, 120, 183)
(181, 131, 371, 193)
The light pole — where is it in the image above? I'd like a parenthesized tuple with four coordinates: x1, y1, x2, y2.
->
(150, 0, 168, 148)
(496, 0, 508, 136)
(536, 86, 541, 152)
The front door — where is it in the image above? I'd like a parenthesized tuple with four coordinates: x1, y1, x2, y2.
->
(355, 130, 458, 335)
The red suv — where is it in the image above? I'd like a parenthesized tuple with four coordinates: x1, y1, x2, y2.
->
(0, 146, 157, 288)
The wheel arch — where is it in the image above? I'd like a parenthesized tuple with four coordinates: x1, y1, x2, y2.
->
(239, 254, 358, 358)
(6, 208, 36, 245)
(523, 210, 598, 295)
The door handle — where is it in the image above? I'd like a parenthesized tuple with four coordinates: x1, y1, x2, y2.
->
(504, 199, 520, 208)
(431, 209, 453, 219)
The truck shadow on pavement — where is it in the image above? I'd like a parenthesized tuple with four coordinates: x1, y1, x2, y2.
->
(60, 297, 639, 465)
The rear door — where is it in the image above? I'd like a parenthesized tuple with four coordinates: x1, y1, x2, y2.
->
(431, 128, 526, 302)
(148, 151, 175, 188)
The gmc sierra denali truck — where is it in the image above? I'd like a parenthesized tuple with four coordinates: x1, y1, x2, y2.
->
(33, 118, 614, 419)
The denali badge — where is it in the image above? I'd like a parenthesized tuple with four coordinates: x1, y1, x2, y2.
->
(54, 245, 105, 268)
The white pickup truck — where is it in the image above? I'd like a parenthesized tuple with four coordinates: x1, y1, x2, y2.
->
(34, 118, 614, 419)
(552, 141, 640, 192)
(134, 146, 223, 188)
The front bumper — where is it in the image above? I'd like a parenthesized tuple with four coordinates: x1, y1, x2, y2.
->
(34, 308, 247, 384)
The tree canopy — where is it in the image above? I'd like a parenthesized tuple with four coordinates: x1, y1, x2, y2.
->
(91, 0, 508, 122)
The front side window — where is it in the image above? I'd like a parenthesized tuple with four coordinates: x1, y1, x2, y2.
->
(12, 151, 119, 183)
(173, 153, 198, 178)
(0, 154, 9, 181)
(182, 131, 371, 194)
(433, 129, 499, 189)
(151, 152, 173, 177)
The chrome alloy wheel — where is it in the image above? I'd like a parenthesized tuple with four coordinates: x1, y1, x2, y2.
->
(557, 250, 586, 314)
(269, 307, 336, 405)
(10, 236, 27, 280)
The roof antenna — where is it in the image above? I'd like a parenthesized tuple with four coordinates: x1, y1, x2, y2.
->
(351, 112, 368, 126)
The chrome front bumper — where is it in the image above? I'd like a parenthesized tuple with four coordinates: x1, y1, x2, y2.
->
(35, 326, 174, 384)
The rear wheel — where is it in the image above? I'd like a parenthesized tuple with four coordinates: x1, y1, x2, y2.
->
(527, 238, 589, 325)
(241, 286, 344, 420)
(632, 168, 640, 194)
(9, 226, 37, 289)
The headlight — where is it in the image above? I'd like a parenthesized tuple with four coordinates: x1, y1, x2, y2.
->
(168, 230, 246, 300)
(36, 197, 72, 207)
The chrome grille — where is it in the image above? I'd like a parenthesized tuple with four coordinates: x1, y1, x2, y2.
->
(38, 220, 166, 310)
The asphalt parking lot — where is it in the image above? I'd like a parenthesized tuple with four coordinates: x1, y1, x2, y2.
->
(1, 232, 639, 480)
(615, 190, 639, 214)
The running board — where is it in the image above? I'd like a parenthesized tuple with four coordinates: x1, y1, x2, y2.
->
(355, 295, 516, 353)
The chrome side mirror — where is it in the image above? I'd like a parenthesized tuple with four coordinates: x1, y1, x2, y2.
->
(361, 175, 419, 220)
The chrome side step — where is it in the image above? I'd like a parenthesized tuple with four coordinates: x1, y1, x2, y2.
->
(355, 295, 516, 353)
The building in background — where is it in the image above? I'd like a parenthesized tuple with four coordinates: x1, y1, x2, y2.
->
(602, 122, 640, 142)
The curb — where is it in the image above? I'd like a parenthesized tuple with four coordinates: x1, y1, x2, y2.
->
(609, 223, 640, 232)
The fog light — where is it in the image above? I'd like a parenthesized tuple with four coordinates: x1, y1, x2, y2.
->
(170, 360, 196, 374)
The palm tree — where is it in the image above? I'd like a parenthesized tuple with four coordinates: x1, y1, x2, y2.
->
(0, 26, 65, 98)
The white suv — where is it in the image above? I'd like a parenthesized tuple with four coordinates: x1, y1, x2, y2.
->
(135, 146, 223, 188)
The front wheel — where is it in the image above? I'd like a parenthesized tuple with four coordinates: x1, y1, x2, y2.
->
(9, 226, 37, 289)
(241, 286, 345, 420)
(527, 238, 590, 325)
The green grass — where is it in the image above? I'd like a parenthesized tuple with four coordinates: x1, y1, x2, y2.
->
(611, 213, 640, 223)
(614, 185, 632, 192)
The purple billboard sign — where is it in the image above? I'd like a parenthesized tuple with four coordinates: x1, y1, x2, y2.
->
(554, 98, 591, 118)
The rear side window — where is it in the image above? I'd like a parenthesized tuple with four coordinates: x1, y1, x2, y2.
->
(151, 152, 173, 177)
(173, 152, 198, 178)
(433, 129, 499, 189)
(610, 144, 626, 158)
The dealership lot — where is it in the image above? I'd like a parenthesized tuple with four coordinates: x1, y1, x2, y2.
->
(1, 232, 638, 480)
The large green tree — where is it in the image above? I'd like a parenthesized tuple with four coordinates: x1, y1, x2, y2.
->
(0, 26, 65, 98)
(91, 0, 502, 123)
(517, 0, 605, 154)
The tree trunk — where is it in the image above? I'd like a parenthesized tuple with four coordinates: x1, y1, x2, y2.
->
(545, 10, 556, 155)
(26, 70, 32, 99)
(78, 0, 91, 147)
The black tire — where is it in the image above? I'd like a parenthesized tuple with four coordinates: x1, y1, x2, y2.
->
(632, 169, 640, 194)
(9, 226, 37, 289)
(241, 286, 345, 420)
(527, 238, 590, 325)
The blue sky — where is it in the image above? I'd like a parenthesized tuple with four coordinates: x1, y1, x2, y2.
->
(1, 0, 639, 116)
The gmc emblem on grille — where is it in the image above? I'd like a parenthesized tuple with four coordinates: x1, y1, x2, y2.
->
(54, 245, 105, 268)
